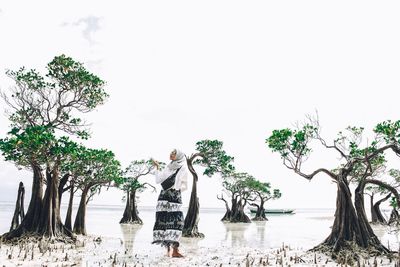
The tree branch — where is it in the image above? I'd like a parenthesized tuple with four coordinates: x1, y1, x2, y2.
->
(364, 179, 400, 208)
(295, 167, 337, 181)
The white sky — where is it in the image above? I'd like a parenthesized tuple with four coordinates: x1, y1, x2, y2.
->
(0, 1, 399, 210)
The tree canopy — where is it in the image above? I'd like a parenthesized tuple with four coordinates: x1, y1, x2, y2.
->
(192, 139, 235, 177)
(2, 54, 108, 138)
(0, 126, 79, 170)
(118, 159, 164, 194)
(72, 147, 122, 192)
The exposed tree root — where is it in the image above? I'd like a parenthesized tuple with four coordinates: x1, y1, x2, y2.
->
(310, 241, 395, 265)
(252, 216, 268, 221)
(120, 219, 143, 225)
(1, 232, 76, 245)
(182, 231, 205, 238)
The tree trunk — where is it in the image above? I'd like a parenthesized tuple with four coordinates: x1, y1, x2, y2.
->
(10, 182, 25, 231)
(37, 167, 74, 238)
(354, 181, 388, 252)
(370, 194, 378, 223)
(372, 193, 391, 224)
(388, 208, 400, 226)
(183, 158, 204, 237)
(58, 173, 70, 203)
(2, 165, 43, 240)
(252, 200, 267, 221)
(231, 195, 238, 219)
(2, 165, 74, 241)
(260, 201, 266, 220)
(120, 189, 143, 224)
(230, 199, 251, 223)
(217, 195, 231, 221)
(120, 190, 131, 222)
(313, 177, 389, 262)
(73, 187, 89, 235)
(64, 182, 75, 231)
(221, 208, 231, 222)
(21, 165, 44, 231)
(319, 179, 361, 250)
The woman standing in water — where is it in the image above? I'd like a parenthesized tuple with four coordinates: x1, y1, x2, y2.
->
(151, 149, 188, 257)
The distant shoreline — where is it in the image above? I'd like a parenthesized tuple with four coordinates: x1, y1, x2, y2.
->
(0, 200, 338, 210)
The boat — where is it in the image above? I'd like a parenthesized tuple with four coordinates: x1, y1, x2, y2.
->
(249, 208, 295, 214)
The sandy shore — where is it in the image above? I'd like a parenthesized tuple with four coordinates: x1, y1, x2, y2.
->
(0, 235, 398, 267)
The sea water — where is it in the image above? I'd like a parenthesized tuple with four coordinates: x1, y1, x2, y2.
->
(0, 202, 398, 251)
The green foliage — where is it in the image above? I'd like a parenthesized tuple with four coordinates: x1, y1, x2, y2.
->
(4, 54, 108, 136)
(390, 196, 398, 209)
(70, 146, 122, 190)
(235, 173, 256, 192)
(76, 130, 90, 140)
(374, 120, 400, 144)
(0, 126, 78, 168)
(221, 172, 281, 203)
(266, 129, 293, 155)
(222, 172, 250, 195)
(193, 139, 235, 176)
(365, 185, 388, 195)
(245, 178, 282, 201)
(333, 126, 365, 154)
(243, 177, 268, 194)
(273, 189, 282, 199)
(7, 67, 48, 90)
(266, 125, 316, 159)
(389, 169, 400, 182)
(118, 159, 164, 193)
(0, 126, 52, 166)
(46, 55, 108, 109)
(349, 152, 386, 183)
(338, 126, 378, 160)
(332, 126, 386, 182)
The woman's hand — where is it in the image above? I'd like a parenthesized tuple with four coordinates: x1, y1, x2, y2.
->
(150, 158, 160, 170)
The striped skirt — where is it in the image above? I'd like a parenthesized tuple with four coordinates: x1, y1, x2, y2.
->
(152, 188, 184, 248)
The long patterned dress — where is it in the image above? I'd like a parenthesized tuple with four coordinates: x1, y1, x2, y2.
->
(152, 169, 185, 248)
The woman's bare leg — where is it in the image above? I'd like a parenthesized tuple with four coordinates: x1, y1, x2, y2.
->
(166, 245, 170, 256)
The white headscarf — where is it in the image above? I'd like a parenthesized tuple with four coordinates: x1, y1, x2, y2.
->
(153, 149, 188, 191)
(167, 149, 185, 171)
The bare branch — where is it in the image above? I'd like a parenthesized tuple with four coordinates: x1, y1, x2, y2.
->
(141, 182, 156, 193)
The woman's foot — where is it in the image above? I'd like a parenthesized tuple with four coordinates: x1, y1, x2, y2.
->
(171, 247, 184, 258)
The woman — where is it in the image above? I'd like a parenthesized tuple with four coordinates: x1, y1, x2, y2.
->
(151, 149, 188, 257)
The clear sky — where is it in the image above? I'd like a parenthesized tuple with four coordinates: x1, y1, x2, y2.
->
(0, 1, 399, 210)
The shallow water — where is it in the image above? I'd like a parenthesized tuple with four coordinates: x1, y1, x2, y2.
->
(0, 202, 398, 252)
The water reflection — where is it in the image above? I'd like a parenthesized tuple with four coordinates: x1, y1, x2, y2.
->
(373, 224, 387, 240)
(180, 236, 202, 258)
(222, 222, 251, 247)
(372, 224, 400, 250)
(120, 224, 143, 254)
(254, 221, 267, 243)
